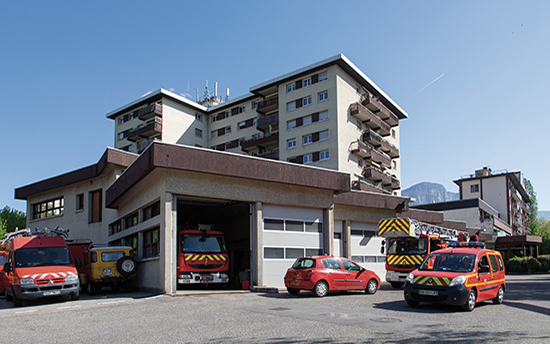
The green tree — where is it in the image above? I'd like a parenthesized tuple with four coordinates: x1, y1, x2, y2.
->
(523, 178, 539, 234)
(0, 218, 7, 240)
(538, 218, 550, 255)
(0, 206, 26, 234)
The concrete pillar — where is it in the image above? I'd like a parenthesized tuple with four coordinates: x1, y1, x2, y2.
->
(251, 202, 263, 287)
(323, 205, 334, 255)
(163, 192, 176, 294)
(343, 220, 352, 258)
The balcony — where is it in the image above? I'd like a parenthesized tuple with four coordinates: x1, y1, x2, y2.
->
(126, 116, 162, 142)
(350, 103, 391, 136)
(382, 175, 401, 190)
(361, 130, 399, 158)
(241, 132, 279, 152)
(376, 103, 399, 127)
(257, 96, 279, 114)
(257, 112, 279, 132)
(350, 141, 391, 168)
(256, 148, 279, 160)
(138, 103, 163, 121)
(363, 167, 399, 189)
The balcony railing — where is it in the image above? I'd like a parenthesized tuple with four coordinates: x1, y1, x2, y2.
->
(257, 96, 279, 114)
(350, 140, 391, 168)
(138, 103, 163, 121)
(256, 148, 279, 160)
(376, 103, 399, 127)
(363, 167, 399, 189)
(350, 103, 391, 136)
(257, 112, 279, 132)
(361, 130, 399, 158)
(126, 116, 162, 142)
(241, 131, 279, 152)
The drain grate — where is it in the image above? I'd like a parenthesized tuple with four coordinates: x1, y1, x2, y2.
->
(370, 317, 402, 323)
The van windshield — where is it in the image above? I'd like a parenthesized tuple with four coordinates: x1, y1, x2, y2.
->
(420, 252, 476, 273)
(14, 247, 73, 267)
(181, 234, 226, 254)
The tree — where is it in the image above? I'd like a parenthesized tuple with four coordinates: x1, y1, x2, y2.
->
(523, 178, 539, 234)
(0, 206, 26, 234)
(539, 219, 550, 255)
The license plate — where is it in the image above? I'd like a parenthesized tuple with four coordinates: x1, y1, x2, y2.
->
(103, 269, 112, 275)
(419, 289, 438, 296)
(43, 290, 61, 296)
(290, 281, 300, 286)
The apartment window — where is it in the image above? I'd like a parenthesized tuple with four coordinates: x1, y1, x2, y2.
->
(32, 197, 64, 220)
(304, 154, 313, 164)
(355, 120, 362, 130)
(287, 101, 296, 112)
(303, 78, 312, 87)
(76, 194, 84, 211)
(287, 119, 297, 129)
(252, 102, 257, 109)
(357, 158, 363, 167)
(318, 91, 329, 102)
(303, 96, 312, 107)
(211, 130, 218, 139)
(143, 227, 160, 258)
(238, 121, 246, 130)
(195, 128, 203, 138)
(89, 190, 102, 223)
(287, 83, 296, 93)
(225, 127, 231, 135)
(319, 130, 329, 141)
(287, 138, 297, 149)
(118, 132, 125, 141)
(320, 150, 330, 161)
(391, 129, 396, 138)
(211, 116, 217, 123)
(471, 184, 480, 192)
(302, 115, 312, 126)
(318, 71, 328, 81)
(392, 160, 397, 169)
(319, 110, 328, 121)
(143, 201, 160, 221)
(303, 135, 313, 145)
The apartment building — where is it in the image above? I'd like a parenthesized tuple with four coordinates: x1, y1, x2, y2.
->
(108, 54, 407, 195)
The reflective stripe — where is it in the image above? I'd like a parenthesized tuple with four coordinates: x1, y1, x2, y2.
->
(379, 218, 410, 236)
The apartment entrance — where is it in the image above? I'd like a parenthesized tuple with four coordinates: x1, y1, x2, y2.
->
(176, 196, 251, 290)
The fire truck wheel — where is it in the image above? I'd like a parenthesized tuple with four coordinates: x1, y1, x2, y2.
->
(71, 292, 79, 301)
(390, 282, 404, 289)
(493, 286, 504, 304)
(463, 289, 477, 311)
(12, 293, 22, 307)
(6, 291, 13, 302)
(117, 256, 138, 276)
(312, 281, 329, 297)
(366, 279, 378, 294)
(287, 288, 300, 295)
(406, 299, 419, 307)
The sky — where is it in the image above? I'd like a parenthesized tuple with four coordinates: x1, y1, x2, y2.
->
(1, 1, 549, 212)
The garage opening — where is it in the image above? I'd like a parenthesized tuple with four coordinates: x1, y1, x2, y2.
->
(176, 196, 251, 290)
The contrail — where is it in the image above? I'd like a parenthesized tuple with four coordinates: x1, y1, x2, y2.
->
(409, 73, 445, 99)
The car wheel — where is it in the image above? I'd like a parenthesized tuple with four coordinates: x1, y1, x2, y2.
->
(312, 281, 328, 297)
(406, 299, 419, 307)
(287, 288, 300, 295)
(493, 285, 504, 304)
(12, 292, 22, 308)
(116, 256, 138, 276)
(390, 282, 404, 289)
(365, 279, 378, 294)
(71, 292, 79, 301)
(462, 289, 476, 311)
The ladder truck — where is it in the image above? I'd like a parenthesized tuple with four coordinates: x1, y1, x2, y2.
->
(378, 218, 469, 288)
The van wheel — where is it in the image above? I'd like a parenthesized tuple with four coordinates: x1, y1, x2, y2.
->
(406, 299, 419, 307)
(117, 256, 138, 276)
(462, 289, 476, 311)
(365, 279, 378, 294)
(493, 286, 504, 304)
(312, 281, 328, 297)
(71, 292, 79, 301)
(12, 293, 22, 307)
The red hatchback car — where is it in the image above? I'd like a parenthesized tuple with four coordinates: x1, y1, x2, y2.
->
(284, 256, 380, 297)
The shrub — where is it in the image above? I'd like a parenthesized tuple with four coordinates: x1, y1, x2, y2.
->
(538, 255, 550, 272)
(526, 257, 542, 273)
(506, 257, 524, 273)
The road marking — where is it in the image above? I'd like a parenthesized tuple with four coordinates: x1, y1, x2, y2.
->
(57, 305, 82, 310)
(16, 310, 38, 314)
(97, 300, 127, 305)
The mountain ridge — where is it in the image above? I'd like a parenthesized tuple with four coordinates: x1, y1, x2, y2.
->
(402, 182, 459, 206)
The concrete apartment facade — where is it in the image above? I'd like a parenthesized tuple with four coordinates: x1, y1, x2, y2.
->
(16, 54, 420, 293)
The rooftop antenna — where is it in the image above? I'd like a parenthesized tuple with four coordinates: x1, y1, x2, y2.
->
(196, 88, 199, 103)
(226, 88, 229, 101)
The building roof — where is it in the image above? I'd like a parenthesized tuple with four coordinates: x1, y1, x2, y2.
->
(14, 148, 138, 200)
(454, 170, 530, 202)
(411, 198, 499, 216)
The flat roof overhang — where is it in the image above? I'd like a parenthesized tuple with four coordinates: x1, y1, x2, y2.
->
(105, 142, 351, 208)
(334, 190, 408, 211)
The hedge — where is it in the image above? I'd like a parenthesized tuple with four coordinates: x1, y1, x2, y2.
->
(504, 255, 550, 273)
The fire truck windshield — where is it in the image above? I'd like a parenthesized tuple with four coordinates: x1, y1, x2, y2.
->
(387, 237, 428, 255)
(419, 252, 476, 272)
(181, 234, 226, 254)
(14, 247, 73, 267)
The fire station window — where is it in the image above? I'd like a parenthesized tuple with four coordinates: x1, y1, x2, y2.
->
(143, 201, 160, 221)
(471, 184, 479, 192)
(89, 190, 102, 223)
(33, 197, 64, 219)
(305, 221, 322, 233)
(306, 248, 322, 256)
(125, 212, 138, 229)
(264, 247, 284, 259)
(109, 220, 122, 236)
(264, 219, 284, 231)
(286, 220, 303, 232)
(143, 227, 159, 258)
(75, 194, 84, 211)
(286, 248, 304, 259)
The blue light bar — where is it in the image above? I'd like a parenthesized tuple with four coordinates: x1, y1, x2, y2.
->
(448, 242, 485, 248)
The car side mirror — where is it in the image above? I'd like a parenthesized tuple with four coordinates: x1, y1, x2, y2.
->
(479, 265, 490, 273)
(74, 258, 82, 268)
(3, 262, 11, 273)
(360, 267, 366, 273)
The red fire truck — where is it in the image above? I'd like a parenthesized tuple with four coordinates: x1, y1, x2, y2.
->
(177, 226, 229, 286)
(378, 218, 468, 288)
(1, 227, 81, 307)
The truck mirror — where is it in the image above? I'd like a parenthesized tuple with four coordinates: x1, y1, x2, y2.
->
(3, 262, 10, 273)
(380, 245, 385, 254)
(74, 258, 82, 268)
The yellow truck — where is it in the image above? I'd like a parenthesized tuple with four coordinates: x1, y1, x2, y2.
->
(81, 246, 138, 294)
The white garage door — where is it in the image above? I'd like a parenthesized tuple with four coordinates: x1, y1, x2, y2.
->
(262, 204, 323, 288)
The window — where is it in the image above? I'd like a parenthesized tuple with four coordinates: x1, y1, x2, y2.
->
(471, 184, 480, 192)
(302, 115, 312, 126)
(264, 219, 284, 231)
(252, 102, 257, 109)
(32, 197, 64, 220)
(143, 227, 159, 258)
(109, 220, 122, 236)
(322, 258, 341, 270)
(287, 138, 297, 149)
(319, 110, 328, 121)
(286, 248, 304, 259)
(264, 247, 284, 259)
(89, 190, 102, 223)
(264, 218, 322, 233)
(225, 127, 231, 135)
(211, 130, 218, 139)
(318, 71, 328, 81)
(195, 113, 203, 122)
(303, 135, 313, 145)
(304, 154, 313, 164)
(286, 220, 303, 232)
(195, 128, 202, 138)
(320, 150, 330, 161)
(318, 91, 328, 102)
(287, 101, 296, 112)
(319, 130, 329, 141)
(391, 129, 396, 138)
(287, 83, 296, 93)
(303, 78, 312, 87)
(75, 194, 84, 211)
(118, 132, 125, 141)
(211, 116, 217, 123)
(305, 221, 322, 233)
(238, 121, 246, 130)
(303, 96, 312, 107)
(143, 201, 160, 221)
(287, 120, 297, 130)
(125, 212, 138, 229)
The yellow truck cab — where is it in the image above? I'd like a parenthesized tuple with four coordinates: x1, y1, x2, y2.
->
(82, 246, 137, 294)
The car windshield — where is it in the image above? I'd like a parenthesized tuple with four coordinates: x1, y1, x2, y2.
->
(291, 258, 316, 269)
(387, 237, 428, 255)
(14, 247, 73, 267)
(181, 234, 226, 253)
(420, 252, 476, 272)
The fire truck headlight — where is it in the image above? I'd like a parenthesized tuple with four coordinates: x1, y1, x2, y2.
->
(180, 273, 192, 280)
(220, 273, 228, 279)
(449, 275, 466, 287)
(406, 273, 414, 284)
(19, 278, 35, 285)
(65, 274, 78, 281)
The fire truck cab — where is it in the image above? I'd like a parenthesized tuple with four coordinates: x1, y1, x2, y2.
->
(1, 227, 81, 307)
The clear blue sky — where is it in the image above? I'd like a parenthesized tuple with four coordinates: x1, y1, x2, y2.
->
(1, 1, 549, 212)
